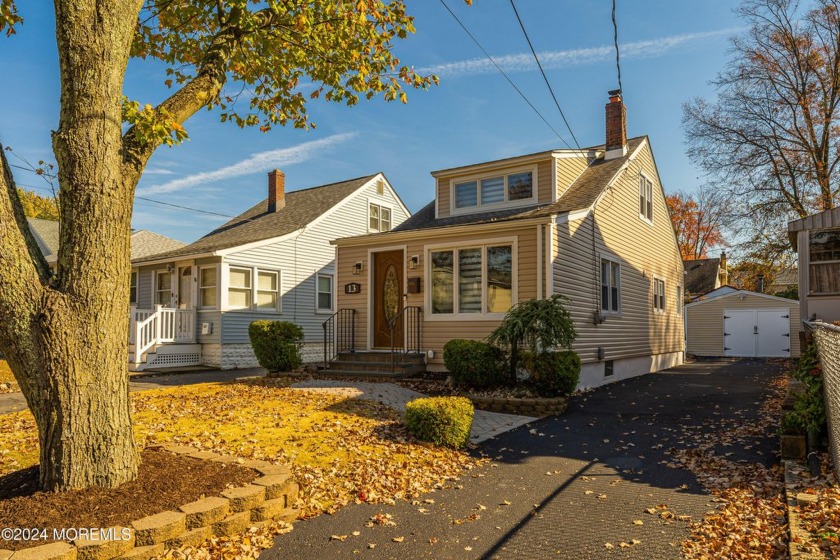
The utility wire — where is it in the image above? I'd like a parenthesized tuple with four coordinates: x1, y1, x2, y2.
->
(508, 0, 582, 151)
(437, 0, 573, 149)
(612, 0, 623, 93)
(14, 176, 236, 220)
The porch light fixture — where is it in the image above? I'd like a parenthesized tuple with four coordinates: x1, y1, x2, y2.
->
(166, 264, 174, 273)
(353, 261, 363, 276)
(409, 255, 420, 270)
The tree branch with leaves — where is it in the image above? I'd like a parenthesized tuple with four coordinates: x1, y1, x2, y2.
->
(0, 0, 446, 490)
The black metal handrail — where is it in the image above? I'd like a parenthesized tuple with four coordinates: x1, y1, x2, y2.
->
(323, 309, 356, 368)
(387, 306, 422, 373)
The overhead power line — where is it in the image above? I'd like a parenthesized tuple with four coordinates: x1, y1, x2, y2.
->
(437, 0, 573, 149)
(612, 0, 623, 93)
(508, 0, 582, 151)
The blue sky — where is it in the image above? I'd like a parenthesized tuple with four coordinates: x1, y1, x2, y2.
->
(0, 1, 742, 243)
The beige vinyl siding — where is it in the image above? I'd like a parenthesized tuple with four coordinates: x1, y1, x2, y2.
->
(334, 225, 540, 366)
(686, 293, 800, 357)
(223, 177, 410, 345)
(555, 156, 590, 199)
(553, 141, 684, 364)
(436, 159, 554, 218)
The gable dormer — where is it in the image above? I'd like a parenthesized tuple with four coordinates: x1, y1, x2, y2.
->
(432, 151, 592, 219)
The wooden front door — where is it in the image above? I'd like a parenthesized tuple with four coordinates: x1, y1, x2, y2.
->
(373, 250, 404, 348)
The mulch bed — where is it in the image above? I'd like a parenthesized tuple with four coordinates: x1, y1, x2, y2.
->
(0, 450, 257, 550)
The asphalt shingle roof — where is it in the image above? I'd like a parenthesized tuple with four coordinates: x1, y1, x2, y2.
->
(130, 230, 187, 260)
(135, 174, 377, 262)
(27, 218, 187, 263)
(27, 217, 59, 264)
(684, 258, 721, 295)
(392, 136, 646, 233)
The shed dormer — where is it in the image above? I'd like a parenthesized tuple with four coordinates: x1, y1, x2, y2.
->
(432, 150, 593, 219)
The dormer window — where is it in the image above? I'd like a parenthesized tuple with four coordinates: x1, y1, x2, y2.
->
(451, 167, 536, 212)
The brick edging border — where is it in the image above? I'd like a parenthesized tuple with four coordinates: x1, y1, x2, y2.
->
(466, 394, 568, 417)
(783, 460, 825, 560)
(0, 445, 299, 560)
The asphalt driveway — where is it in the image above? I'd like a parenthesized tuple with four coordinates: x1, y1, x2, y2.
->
(262, 358, 785, 560)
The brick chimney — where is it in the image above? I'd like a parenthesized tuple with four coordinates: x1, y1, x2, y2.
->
(604, 89, 627, 160)
(267, 169, 285, 213)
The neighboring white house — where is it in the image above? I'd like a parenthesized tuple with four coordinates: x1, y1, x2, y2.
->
(129, 170, 410, 371)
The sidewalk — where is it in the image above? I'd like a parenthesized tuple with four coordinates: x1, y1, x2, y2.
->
(290, 379, 537, 444)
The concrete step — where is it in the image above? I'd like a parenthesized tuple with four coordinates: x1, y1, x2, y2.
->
(316, 369, 408, 381)
(336, 352, 425, 364)
(329, 360, 421, 373)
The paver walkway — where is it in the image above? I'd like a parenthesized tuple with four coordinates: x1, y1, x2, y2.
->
(289, 379, 537, 443)
(263, 358, 785, 560)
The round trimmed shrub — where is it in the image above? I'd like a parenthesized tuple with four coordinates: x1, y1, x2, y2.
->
(522, 350, 581, 397)
(443, 339, 507, 389)
(404, 396, 474, 449)
(248, 320, 304, 374)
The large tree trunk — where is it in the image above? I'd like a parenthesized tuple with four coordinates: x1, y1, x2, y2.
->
(0, 0, 143, 490)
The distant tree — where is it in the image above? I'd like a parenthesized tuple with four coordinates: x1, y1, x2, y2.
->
(683, 0, 840, 259)
(16, 188, 58, 220)
(665, 187, 728, 261)
(0, 0, 441, 491)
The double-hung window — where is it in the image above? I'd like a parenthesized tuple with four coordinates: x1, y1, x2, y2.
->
(228, 267, 252, 309)
(198, 267, 218, 309)
(369, 203, 392, 232)
(453, 169, 535, 211)
(130, 271, 138, 305)
(639, 175, 653, 223)
(256, 271, 279, 310)
(809, 229, 840, 294)
(155, 271, 171, 306)
(600, 259, 621, 314)
(430, 243, 513, 317)
(653, 278, 666, 313)
(316, 274, 333, 311)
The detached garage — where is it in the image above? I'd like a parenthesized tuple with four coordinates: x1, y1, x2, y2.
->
(685, 289, 800, 358)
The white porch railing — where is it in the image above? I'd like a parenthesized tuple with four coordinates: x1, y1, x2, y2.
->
(130, 305, 196, 365)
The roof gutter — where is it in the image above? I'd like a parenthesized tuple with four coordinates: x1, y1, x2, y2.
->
(332, 215, 555, 247)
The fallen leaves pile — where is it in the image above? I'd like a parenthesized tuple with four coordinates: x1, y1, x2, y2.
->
(158, 521, 293, 559)
(0, 378, 484, 557)
(787, 454, 840, 556)
(0, 360, 18, 394)
(669, 372, 789, 559)
(0, 380, 484, 509)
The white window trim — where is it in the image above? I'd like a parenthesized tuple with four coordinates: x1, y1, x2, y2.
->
(424, 236, 518, 322)
(197, 264, 219, 310)
(653, 276, 666, 314)
(600, 256, 622, 316)
(676, 284, 683, 316)
(639, 172, 654, 225)
(315, 272, 334, 314)
(223, 265, 283, 313)
(448, 164, 539, 216)
(368, 200, 394, 233)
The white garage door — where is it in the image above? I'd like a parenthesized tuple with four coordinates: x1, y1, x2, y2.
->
(723, 309, 790, 358)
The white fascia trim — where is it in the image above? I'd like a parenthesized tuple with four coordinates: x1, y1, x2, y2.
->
(132, 252, 216, 268)
(589, 137, 648, 212)
(684, 289, 799, 308)
(332, 215, 553, 247)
